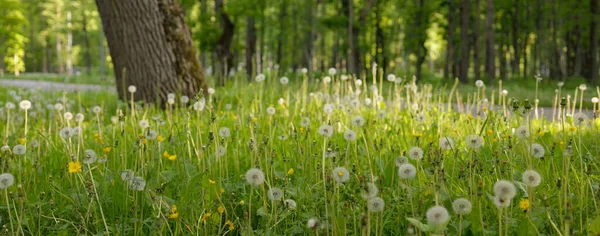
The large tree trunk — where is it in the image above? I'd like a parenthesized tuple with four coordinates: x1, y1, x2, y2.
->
(511, 0, 519, 77)
(590, 0, 598, 85)
(276, 0, 287, 69)
(81, 5, 92, 75)
(246, 16, 256, 80)
(415, 0, 427, 82)
(459, 0, 470, 83)
(484, 0, 495, 82)
(444, 0, 455, 80)
(346, 0, 356, 74)
(214, 0, 235, 86)
(472, 0, 481, 81)
(95, 0, 208, 105)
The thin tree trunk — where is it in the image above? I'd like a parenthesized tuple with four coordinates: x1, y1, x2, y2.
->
(246, 16, 256, 80)
(347, 0, 356, 74)
(82, 5, 92, 75)
(473, 0, 481, 81)
(276, 0, 287, 68)
(444, 0, 455, 80)
(511, 0, 519, 77)
(591, 0, 598, 85)
(459, 0, 470, 83)
(214, 0, 235, 86)
(306, 0, 315, 79)
(99, 31, 105, 80)
(95, 0, 208, 105)
(415, 0, 427, 82)
(485, 0, 495, 82)
(67, 11, 73, 76)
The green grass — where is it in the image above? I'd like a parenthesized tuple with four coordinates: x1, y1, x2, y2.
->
(0, 73, 600, 235)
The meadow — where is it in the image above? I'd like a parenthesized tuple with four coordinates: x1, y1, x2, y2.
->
(1, 71, 600, 235)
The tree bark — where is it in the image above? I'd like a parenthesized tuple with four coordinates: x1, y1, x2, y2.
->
(485, 0, 495, 82)
(415, 0, 427, 82)
(214, 0, 235, 86)
(591, 0, 598, 85)
(276, 0, 287, 69)
(81, 4, 92, 75)
(459, 0, 470, 83)
(472, 0, 481, 81)
(246, 16, 256, 80)
(444, 0, 455, 80)
(95, 0, 208, 105)
(511, 0, 519, 77)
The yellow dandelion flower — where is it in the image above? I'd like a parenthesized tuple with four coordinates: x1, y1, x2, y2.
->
(487, 129, 493, 134)
(467, 115, 474, 120)
(519, 198, 530, 212)
(482, 106, 488, 112)
(201, 212, 212, 222)
(239, 200, 245, 206)
(208, 179, 216, 184)
(68, 161, 82, 173)
(569, 127, 577, 131)
(225, 220, 235, 230)
(493, 138, 498, 143)
(252, 117, 258, 122)
(218, 205, 225, 214)
(168, 154, 177, 161)
(169, 212, 179, 219)
(287, 168, 294, 175)
(157, 135, 164, 142)
(220, 188, 225, 194)
(299, 127, 305, 133)
(18, 138, 26, 145)
(538, 131, 545, 137)
(103, 147, 111, 153)
(412, 133, 423, 138)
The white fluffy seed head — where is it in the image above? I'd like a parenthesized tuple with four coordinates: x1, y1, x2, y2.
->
(493, 180, 517, 199)
(515, 126, 530, 139)
(398, 163, 417, 179)
(493, 196, 511, 208)
(368, 197, 385, 213)
(0, 173, 15, 189)
(19, 100, 31, 110)
(318, 124, 333, 138)
(332, 167, 350, 183)
(522, 170, 542, 188)
(245, 168, 265, 186)
(408, 147, 423, 160)
(267, 187, 283, 201)
(361, 182, 379, 200)
(426, 205, 450, 225)
(465, 134, 483, 149)
(439, 137, 454, 150)
(128, 85, 137, 93)
(530, 143, 545, 158)
(452, 198, 472, 215)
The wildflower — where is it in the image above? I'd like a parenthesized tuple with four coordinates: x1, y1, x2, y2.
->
(218, 127, 231, 138)
(193, 98, 206, 111)
(408, 147, 423, 160)
(307, 217, 320, 230)
(361, 182, 379, 200)
(138, 119, 149, 129)
(267, 187, 283, 201)
(68, 161, 82, 173)
(103, 147, 112, 153)
(92, 106, 102, 113)
(475, 80, 484, 88)
(395, 156, 409, 167)
(54, 103, 63, 111)
(83, 150, 97, 164)
(530, 143, 545, 158)
(287, 168, 294, 175)
(240, 200, 245, 205)
(75, 113, 84, 122)
(522, 170, 542, 188)
(19, 100, 31, 110)
(592, 97, 599, 103)
(300, 117, 310, 127)
(5, 102, 15, 109)
(439, 137, 454, 150)
(218, 205, 225, 214)
(245, 168, 265, 186)
(318, 124, 334, 138)
(201, 212, 212, 222)
(368, 197, 385, 213)
(208, 88, 215, 95)
(145, 130, 158, 140)
(398, 163, 417, 179)
(12, 144, 26, 155)
(343, 130, 357, 141)
(128, 85, 137, 93)
(280, 77, 289, 84)
(1, 146, 10, 153)
(493, 180, 517, 199)
(225, 220, 235, 230)
(351, 115, 365, 127)
(180, 96, 189, 104)
(128, 176, 146, 191)
(169, 205, 179, 219)
(0, 173, 15, 189)
(328, 68, 337, 75)
(426, 205, 450, 225)
(215, 146, 226, 157)
(208, 179, 216, 184)
(157, 135, 164, 142)
(278, 134, 288, 140)
(255, 74, 265, 82)
(121, 170, 134, 181)
(64, 112, 73, 120)
(494, 196, 511, 208)
(332, 167, 350, 183)
(323, 76, 332, 83)
(387, 74, 396, 82)
(301, 68, 308, 74)
(452, 198, 472, 215)
(519, 198, 531, 212)
(29, 140, 38, 148)
(515, 126, 530, 139)
(579, 84, 587, 91)
(573, 112, 588, 126)
(266, 106, 276, 115)
(377, 110, 387, 119)
(465, 134, 483, 149)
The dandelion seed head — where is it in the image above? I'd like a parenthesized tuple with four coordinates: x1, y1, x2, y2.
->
(493, 180, 517, 199)
(408, 147, 423, 160)
(522, 169, 542, 188)
(267, 187, 283, 201)
(0, 173, 15, 189)
(398, 163, 417, 179)
(426, 205, 450, 225)
(452, 198, 472, 215)
(245, 168, 265, 186)
(368, 197, 385, 213)
(332, 167, 350, 183)
(361, 182, 379, 200)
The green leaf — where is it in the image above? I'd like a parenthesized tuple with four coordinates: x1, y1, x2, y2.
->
(406, 217, 430, 232)
(589, 215, 600, 235)
(257, 207, 268, 217)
